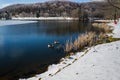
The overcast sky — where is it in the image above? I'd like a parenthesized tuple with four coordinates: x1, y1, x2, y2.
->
(0, 0, 104, 9)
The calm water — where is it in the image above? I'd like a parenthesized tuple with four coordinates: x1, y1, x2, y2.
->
(0, 21, 92, 80)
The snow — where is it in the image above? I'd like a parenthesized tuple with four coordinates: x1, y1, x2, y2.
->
(12, 17, 79, 21)
(94, 20, 114, 23)
(112, 19, 120, 38)
(0, 20, 37, 27)
(43, 41, 120, 80)
(20, 19, 120, 80)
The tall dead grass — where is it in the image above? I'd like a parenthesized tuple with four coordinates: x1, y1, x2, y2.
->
(92, 23, 111, 33)
(65, 32, 96, 52)
(65, 39, 73, 52)
(65, 23, 112, 53)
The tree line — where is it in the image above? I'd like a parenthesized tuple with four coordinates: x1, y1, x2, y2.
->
(0, 1, 120, 20)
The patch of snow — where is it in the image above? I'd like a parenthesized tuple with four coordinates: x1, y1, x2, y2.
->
(107, 22, 116, 27)
(113, 19, 120, 38)
(0, 20, 37, 27)
(12, 17, 79, 21)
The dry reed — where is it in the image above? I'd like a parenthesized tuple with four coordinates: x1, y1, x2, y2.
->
(65, 39, 73, 52)
(65, 23, 112, 53)
(65, 32, 96, 52)
(92, 23, 111, 33)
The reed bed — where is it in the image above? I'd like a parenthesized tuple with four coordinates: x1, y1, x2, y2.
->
(65, 39, 73, 52)
(92, 23, 111, 33)
(65, 23, 112, 53)
(65, 32, 96, 52)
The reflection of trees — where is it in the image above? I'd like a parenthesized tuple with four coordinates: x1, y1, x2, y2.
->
(37, 21, 92, 36)
(1, 21, 92, 36)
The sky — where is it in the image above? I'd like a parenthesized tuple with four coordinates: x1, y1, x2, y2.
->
(0, 0, 104, 9)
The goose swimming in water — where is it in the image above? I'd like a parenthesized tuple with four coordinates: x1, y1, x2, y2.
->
(54, 40, 60, 44)
(48, 44, 54, 48)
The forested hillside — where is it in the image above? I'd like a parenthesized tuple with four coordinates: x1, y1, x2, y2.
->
(0, 1, 120, 19)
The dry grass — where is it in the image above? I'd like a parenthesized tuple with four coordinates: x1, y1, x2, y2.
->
(65, 39, 73, 52)
(92, 23, 112, 44)
(73, 32, 96, 50)
(65, 32, 96, 52)
(92, 23, 111, 33)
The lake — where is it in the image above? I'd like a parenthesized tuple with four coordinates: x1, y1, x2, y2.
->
(0, 21, 92, 80)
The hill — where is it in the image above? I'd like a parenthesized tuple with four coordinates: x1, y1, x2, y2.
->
(0, 1, 120, 19)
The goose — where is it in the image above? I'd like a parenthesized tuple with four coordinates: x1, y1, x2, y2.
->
(48, 44, 54, 48)
(54, 40, 60, 44)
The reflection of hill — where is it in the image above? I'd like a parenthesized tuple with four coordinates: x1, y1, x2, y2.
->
(0, 21, 92, 36)
(37, 21, 92, 36)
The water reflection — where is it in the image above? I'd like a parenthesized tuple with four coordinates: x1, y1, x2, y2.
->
(0, 21, 92, 36)
(37, 21, 92, 36)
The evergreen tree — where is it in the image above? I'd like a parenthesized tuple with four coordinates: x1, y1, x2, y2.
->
(36, 11, 40, 18)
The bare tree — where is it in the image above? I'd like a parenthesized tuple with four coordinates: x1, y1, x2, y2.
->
(107, 0, 120, 9)
(107, 0, 120, 22)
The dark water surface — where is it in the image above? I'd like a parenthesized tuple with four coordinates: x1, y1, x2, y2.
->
(0, 21, 92, 80)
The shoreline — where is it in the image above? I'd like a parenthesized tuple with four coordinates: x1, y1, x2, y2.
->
(21, 19, 120, 80)
(12, 17, 79, 21)
(0, 20, 37, 27)
(94, 20, 114, 23)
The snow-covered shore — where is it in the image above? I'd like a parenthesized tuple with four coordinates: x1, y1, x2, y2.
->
(94, 19, 114, 23)
(44, 41, 120, 80)
(12, 17, 79, 21)
(0, 20, 37, 27)
(21, 19, 120, 80)
(113, 19, 120, 38)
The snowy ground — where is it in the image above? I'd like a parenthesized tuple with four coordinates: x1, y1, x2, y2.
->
(44, 41, 120, 80)
(112, 19, 120, 38)
(94, 20, 114, 23)
(21, 19, 120, 80)
(0, 20, 37, 27)
(12, 17, 79, 21)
